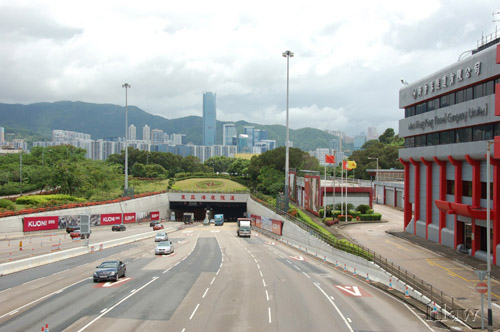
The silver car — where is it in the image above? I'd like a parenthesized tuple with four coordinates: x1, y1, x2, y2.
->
(155, 241, 174, 255)
(155, 231, 168, 242)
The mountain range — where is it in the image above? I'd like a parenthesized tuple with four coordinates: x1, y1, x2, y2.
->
(0, 101, 341, 152)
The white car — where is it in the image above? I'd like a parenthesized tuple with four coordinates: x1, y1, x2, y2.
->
(155, 241, 174, 255)
(155, 231, 168, 242)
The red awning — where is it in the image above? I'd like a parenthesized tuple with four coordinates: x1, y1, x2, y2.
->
(434, 200, 495, 220)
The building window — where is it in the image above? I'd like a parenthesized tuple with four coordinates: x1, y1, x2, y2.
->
(427, 132, 439, 146)
(455, 127, 472, 143)
(486, 80, 495, 95)
(405, 136, 414, 148)
(481, 182, 494, 199)
(462, 181, 472, 197)
(464, 87, 474, 101)
(456, 90, 464, 103)
(405, 106, 415, 118)
(440, 130, 454, 145)
(416, 102, 427, 115)
(447, 180, 455, 195)
(474, 83, 485, 99)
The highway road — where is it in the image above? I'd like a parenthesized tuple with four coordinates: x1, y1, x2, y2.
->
(0, 223, 443, 332)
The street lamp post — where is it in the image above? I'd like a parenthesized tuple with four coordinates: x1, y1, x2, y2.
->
(282, 50, 293, 213)
(122, 83, 131, 196)
(486, 140, 493, 331)
(368, 157, 379, 203)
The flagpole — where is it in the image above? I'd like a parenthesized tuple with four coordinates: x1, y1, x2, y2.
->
(323, 163, 327, 218)
(333, 150, 336, 215)
(341, 160, 344, 216)
(345, 168, 348, 223)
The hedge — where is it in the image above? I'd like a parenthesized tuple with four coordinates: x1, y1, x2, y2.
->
(359, 213, 382, 221)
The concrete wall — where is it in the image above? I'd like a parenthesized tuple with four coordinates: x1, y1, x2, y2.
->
(0, 193, 170, 238)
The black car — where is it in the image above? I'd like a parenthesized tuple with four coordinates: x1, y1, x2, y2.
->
(150, 220, 160, 227)
(66, 225, 79, 233)
(93, 260, 126, 282)
(112, 224, 126, 231)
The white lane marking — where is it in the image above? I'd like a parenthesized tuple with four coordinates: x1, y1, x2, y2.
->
(293, 265, 301, 271)
(102, 278, 130, 288)
(262, 279, 267, 287)
(8, 310, 18, 316)
(181, 329, 185, 332)
(257, 264, 261, 270)
(313, 283, 354, 332)
(330, 295, 335, 301)
(77, 276, 159, 332)
(254, 259, 258, 263)
(210, 277, 216, 285)
(100, 308, 107, 313)
(0, 278, 89, 320)
(131, 289, 136, 293)
(266, 290, 269, 301)
(303, 272, 311, 279)
(22, 276, 44, 285)
(0, 288, 11, 295)
(268, 307, 272, 323)
(259, 270, 263, 277)
(286, 260, 292, 264)
(202, 288, 209, 298)
(52, 268, 70, 275)
(189, 304, 200, 320)
(347, 318, 352, 323)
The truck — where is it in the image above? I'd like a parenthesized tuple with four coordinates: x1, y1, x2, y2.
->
(237, 218, 252, 237)
(183, 212, 194, 224)
(214, 214, 224, 226)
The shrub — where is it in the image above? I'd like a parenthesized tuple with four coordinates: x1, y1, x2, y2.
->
(0, 199, 15, 210)
(356, 204, 371, 214)
(359, 213, 382, 221)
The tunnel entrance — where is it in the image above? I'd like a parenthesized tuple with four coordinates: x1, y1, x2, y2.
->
(168, 201, 247, 222)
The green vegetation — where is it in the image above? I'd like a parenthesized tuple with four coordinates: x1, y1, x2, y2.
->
(172, 178, 248, 192)
(0, 199, 15, 210)
(16, 194, 85, 206)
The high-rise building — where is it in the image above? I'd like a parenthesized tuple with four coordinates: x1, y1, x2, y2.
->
(143, 125, 151, 142)
(244, 126, 255, 149)
(203, 92, 216, 146)
(0, 126, 4, 145)
(367, 127, 378, 141)
(128, 124, 137, 140)
(152, 129, 164, 144)
(353, 133, 367, 150)
(223, 123, 237, 146)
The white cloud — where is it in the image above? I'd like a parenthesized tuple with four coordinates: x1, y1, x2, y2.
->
(0, 0, 499, 136)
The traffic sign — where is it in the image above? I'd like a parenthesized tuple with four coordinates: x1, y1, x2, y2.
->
(476, 282, 488, 294)
(335, 285, 372, 297)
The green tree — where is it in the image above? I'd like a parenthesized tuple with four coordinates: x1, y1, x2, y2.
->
(256, 166, 284, 195)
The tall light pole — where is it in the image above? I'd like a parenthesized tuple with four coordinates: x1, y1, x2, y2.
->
(122, 83, 131, 195)
(368, 157, 379, 203)
(282, 50, 293, 213)
(487, 140, 493, 331)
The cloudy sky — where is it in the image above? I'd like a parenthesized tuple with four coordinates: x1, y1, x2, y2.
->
(0, 0, 499, 136)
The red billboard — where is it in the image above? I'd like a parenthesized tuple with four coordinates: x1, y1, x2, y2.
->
(151, 211, 160, 221)
(123, 212, 136, 224)
(271, 219, 283, 235)
(23, 216, 59, 232)
(100, 213, 122, 225)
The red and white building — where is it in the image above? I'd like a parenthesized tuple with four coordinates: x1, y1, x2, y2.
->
(399, 36, 500, 264)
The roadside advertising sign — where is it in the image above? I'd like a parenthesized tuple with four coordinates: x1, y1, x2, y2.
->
(23, 216, 59, 232)
(271, 219, 283, 235)
(151, 211, 160, 220)
(100, 213, 122, 225)
(123, 212, 136, 223)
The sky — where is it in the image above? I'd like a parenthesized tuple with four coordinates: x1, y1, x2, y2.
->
(0, 0, 499, 137)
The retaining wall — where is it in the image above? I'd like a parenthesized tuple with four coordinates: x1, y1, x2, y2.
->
(0, 193, 170, 237)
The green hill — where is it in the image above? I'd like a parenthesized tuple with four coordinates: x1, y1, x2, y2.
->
(0, 101, 340, 151)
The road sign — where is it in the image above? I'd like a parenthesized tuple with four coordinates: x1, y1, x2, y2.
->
(289, 256, 304, 261)
(335, 285, 372, 297)
(476, 282, 488, 294)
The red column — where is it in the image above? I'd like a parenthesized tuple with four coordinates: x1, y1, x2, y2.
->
(433, 157, 447, 244)
(465, 155, 481, 256)
(448, 156, 463, 248)
(421, 158, 433, 240)
(490, 157, 500, 264)
(400, 158, 411, 231)
(409, 158, 421, 235)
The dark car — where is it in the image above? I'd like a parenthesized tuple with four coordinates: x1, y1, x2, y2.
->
(150, 220, 160, 227)
(93, 260, 126, 282)
(66, 225, 79, 233)
(112, 224, 126, 231)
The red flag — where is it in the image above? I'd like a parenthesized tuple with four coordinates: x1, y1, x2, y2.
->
(325, 154, 335, 164)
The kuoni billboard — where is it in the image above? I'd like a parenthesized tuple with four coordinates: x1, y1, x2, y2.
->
(23, 216, 59, 232)
(123, 212, 136, 223)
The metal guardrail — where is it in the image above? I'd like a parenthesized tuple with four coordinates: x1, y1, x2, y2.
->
(251, 195, 477, 325)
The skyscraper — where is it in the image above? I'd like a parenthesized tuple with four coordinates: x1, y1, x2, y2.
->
(223, 123, 237, 146)
(143, 125, 151, 142)
(128, 124, 136, 140)
(152, 129, 164, 144)
(203, 92, 216, 146)
(0, 126, 4, 145)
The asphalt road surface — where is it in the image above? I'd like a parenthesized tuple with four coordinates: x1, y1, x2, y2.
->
(0, 223, 442, 332)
